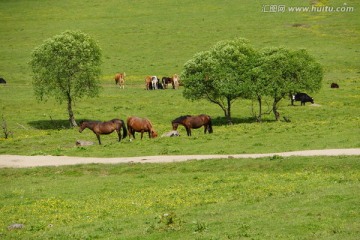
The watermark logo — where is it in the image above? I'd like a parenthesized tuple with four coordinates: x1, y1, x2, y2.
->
(262, 3, 354, 13)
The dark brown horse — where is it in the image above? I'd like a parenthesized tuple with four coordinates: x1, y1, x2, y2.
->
(162, 76, 174, 89)
(79, 119, 127, 145)
(127, 116, 158, 140)
(172, 114, 213, 136)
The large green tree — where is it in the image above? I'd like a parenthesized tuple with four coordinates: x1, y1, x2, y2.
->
(181, 38, 257, 124)
(29, 30, 102, 127)
(251, 47, 323, 120)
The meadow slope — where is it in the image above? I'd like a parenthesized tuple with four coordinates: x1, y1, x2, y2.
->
(0, 0, 359, 157)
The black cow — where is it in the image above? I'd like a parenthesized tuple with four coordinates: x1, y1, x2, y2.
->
(291, 93, 314, 106)
(0, 77, 6, 84)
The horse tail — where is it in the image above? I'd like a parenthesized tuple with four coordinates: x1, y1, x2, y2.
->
(121, 119, 127, 138)
(208, 116, 213, 133)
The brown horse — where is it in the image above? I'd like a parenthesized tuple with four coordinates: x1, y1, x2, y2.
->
(162, 76, 174, 89)
(79, 119, 127, 145)
(127, 116, 158, 140)
(172, 114, 213, 136)
(115, 72, 125, 89)
(145, 76, 152, 90)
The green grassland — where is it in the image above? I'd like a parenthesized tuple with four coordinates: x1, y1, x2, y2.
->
(0, 0, 360, 239)
(1, 0, 359, 156)
(1, 156, 359, 239)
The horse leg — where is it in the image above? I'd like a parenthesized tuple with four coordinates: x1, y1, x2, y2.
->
(96, 134, 101, 145)
(141, 131, 144, 139)
(132, 130, 136, 139)
(117, 129, 121, 142)
(128, 128, 134, 140)
(186, 127, 191, 136)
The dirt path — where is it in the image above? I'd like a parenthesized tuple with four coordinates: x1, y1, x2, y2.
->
(1, 148, 359, 168)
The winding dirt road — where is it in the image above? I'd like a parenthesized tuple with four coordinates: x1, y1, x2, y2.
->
(0, 148, 359, 168)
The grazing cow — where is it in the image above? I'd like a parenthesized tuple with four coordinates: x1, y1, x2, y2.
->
(0, 77, 6, 84)
(331, 83, 339, 88)
(114, 72, 125, 89)
(291, 93, 314, 106)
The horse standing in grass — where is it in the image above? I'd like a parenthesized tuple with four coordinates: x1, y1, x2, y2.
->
(115, 72, 125, 89)
(127, 116, 158, 140)
(79, 119, 127, 145)
(151, 76, 159, 90)
(172, 74, 179, 89)
(162, 76, 173, 89)
(145, 76, 152, 90)
(172, 114, 213, 136)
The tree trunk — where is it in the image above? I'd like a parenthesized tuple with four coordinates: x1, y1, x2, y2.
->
(272, 98, 281, 121)
(257, 96, 262, 122)
(67, 93, 77, 127)
(211, 97, 233, 125)
(226, 98, 232, 124)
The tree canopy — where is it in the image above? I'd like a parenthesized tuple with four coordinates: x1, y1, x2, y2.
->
(252, 47, 323, 120)
(181, 38, 323, 123)
(182, 38, 257, 124)
(29, 30, 102, 127)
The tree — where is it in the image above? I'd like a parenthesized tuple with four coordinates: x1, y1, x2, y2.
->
(252, 47, 323, 120)
(181, 38, 257, 124)
(29, 30, 102, 127)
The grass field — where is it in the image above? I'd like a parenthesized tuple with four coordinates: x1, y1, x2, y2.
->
(0, 0, 359, 239)
(0, 1, 359, 157)
(1, 156, 359, 239)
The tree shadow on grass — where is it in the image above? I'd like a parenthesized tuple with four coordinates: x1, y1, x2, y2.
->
(212, 116, 277, 126)
(28, 119, 73, 130)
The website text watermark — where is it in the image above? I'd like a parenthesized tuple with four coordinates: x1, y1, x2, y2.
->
(262, 4, 354, 13)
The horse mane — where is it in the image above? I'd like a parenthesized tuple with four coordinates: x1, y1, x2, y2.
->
(172, 115, 192, 123)
(79, 119, 102, 125)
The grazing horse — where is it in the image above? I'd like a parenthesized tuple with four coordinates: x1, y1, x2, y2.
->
(172, 114, 213, 136)
(114, 72, 125, 89)
(145, 76, 152, 90)
(162, 76, 173, 89)
(78, 119, 127, 145)
(151, 76, 159, 90)
(127, 116, 158, 140)
(172, 74, 179, 89)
